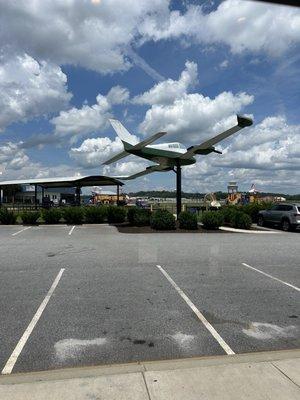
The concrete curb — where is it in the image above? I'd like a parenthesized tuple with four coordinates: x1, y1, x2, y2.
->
(1, 349, 299, 384)
(219, 226, 280, 234)
(1, 350, 299, 400)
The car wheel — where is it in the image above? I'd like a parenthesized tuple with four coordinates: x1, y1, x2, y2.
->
(258, 216, 264, 227)
(281, 219, 290, 232)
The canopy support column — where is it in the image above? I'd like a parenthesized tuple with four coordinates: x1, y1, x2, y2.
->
(75, 186, 81, 206)
(0, 186, 2, 207)
(175, 160, 182, 219)
(116, 184, 120, 206)
(34, 184, 38, 209)
(41, 187, 45, 204)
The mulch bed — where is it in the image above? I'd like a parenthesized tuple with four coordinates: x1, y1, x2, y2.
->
(114, 223, 227, 234)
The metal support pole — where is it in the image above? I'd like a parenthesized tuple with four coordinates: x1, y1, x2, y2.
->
(41, 187, 45, 206)
(0, 186, 2, 207)
(76, 186, 81, 206)
(34, 184, 38, 209)
(116, 184, 120, 206)
(176, 160, 182, 219)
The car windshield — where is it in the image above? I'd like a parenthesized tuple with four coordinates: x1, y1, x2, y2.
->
(0, 1, 299, 398)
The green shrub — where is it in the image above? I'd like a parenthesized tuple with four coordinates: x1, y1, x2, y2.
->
(178, 211, 198, 230)
(133, 208, 151, 226)
(42, 208, 62, 224)
(221, 206, 237, 224)
(241, 201, 273, 223)
(20, 211, 40, 225)
(150, 209, 176, 230)
(201, 211, 224, 230)
(62, 207, 84, 224)
(84, 206, 107, 223)
(0, 208, 17, 224)
(127, 207, 138, 225)
(231, 211, 252, 230)
(107, 206, 126, 223)
(240, 203, 259, 223)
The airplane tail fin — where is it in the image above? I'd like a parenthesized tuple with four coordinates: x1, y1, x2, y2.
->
(103, 119, 168, 165)
(109, 119, 138, 146)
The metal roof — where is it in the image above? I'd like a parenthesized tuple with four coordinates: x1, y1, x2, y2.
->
(0, 175, 123, 189)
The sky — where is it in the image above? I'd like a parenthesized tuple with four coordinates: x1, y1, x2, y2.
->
(0, 0, 299, 194)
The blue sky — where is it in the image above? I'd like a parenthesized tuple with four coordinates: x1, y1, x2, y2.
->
(0, 0, 299, 194)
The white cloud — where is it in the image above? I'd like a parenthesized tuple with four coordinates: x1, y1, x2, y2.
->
(217, 116, 300, 170)
(0, 53, 71, 131)
(51, 86, 129, 140)
(69, 136, 123, 168)
(139, 0, 300, 56)
(106, 86, 130, 105)
(70, 137, 150, 178)
(219, 60, 229, 69)
(69, 128, 149, 178)
(1, 0, 297, 88)
(103, 160, 150, 177)
(0, 0, 170, 74)
(139, 90, 254, 142)
(0, 142, 29, 171)
(133, 61, 197, 105)
(182, 116, 300, 193)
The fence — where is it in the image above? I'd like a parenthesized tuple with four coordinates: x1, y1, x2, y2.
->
(0, 203, 43, 212)
(150, 202, 204, 216)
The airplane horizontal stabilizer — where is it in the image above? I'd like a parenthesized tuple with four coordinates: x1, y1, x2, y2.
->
(118, 164, 171, 180)
(130, 131, 167, 151)
(102, 150, 129, 165)
(180, 115, 253, 159)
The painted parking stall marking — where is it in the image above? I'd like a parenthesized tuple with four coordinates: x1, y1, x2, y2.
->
(68, 226, 76, 236)
(156, 265, 235, 355)
(242, 263, 300, 292)
(11, 227, 32, 236)
(1, 268, 65, 375)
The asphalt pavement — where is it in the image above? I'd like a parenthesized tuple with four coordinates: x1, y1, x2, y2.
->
(0, 224, 299, 375)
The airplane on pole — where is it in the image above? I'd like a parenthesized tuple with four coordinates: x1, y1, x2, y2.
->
(103, 115, 253, 217)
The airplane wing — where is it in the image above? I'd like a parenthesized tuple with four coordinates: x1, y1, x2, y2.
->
(118, 164, 172, 180)
(102, 150, 129, 165)
(180, 115, 253, 160)
(130, 131, 167, 150)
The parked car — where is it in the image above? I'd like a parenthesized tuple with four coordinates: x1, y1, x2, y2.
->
(258, 203, 300, 231)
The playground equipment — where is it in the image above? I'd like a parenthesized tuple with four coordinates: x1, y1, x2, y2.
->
(204, 193, 221, 210)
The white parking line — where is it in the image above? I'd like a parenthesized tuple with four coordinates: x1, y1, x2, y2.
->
(156, 265, 235, 355)
(11, 226, 32, 236)
(68, 225, 75, 235)
(1, 268, 65, 375)
(242, 263, 300, 292)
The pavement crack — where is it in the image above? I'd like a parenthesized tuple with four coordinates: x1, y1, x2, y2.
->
(271, 362, 300, 389)
(141, 371, 152, 400)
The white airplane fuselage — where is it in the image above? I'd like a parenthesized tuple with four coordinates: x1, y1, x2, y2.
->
(124, 141, 196, 167)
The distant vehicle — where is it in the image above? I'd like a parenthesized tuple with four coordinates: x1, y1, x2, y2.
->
(258, 203, 300, 231)
(136, 198, 149, 208)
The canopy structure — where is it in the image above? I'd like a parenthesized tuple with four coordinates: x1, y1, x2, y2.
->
(0, 175, 124, 206)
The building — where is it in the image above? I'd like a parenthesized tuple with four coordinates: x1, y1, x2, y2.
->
(0, 175, 124, 207)
(3, 185, 76, 205)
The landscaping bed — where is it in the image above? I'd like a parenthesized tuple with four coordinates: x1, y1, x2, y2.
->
(115, 222, 227, 234)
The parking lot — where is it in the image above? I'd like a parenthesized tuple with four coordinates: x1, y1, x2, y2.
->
(0, 224, 299, 375)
